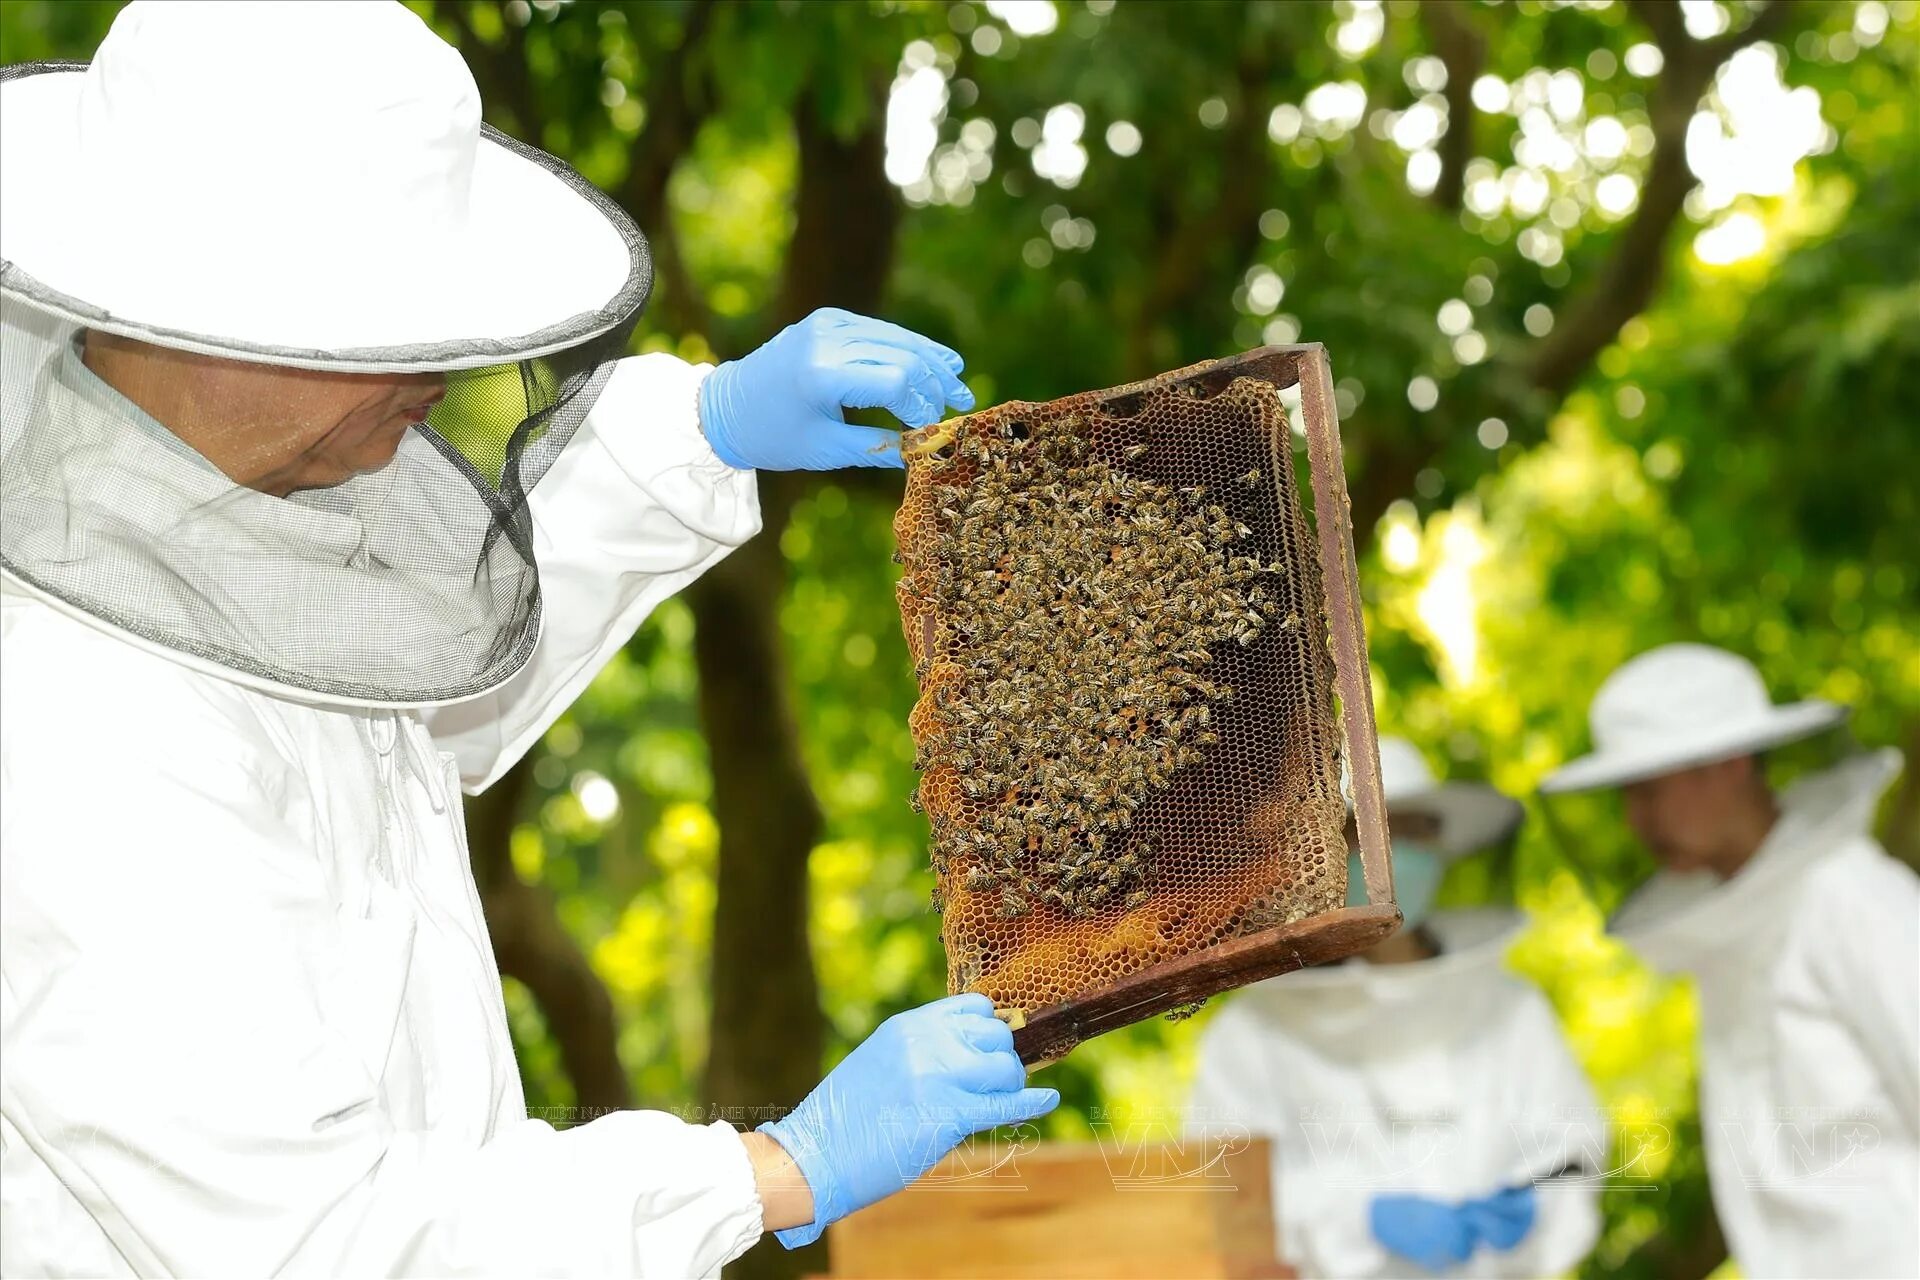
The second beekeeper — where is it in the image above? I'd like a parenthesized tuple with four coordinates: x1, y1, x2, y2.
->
(1189, 737, 1605, 1278)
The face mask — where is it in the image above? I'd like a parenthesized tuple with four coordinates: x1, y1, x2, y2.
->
(1347, 841, 1444, 927)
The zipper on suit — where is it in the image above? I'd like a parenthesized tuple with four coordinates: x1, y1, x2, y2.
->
(363, 711, 400, 882)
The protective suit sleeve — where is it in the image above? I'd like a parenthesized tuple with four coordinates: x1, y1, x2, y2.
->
(1803, 845, 1920, 1137)
(424, 352, 761, 793)
(0, 674, 764, 1278)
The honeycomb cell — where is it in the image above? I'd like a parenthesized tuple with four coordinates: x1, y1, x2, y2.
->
(895, 358, 1352, 1017)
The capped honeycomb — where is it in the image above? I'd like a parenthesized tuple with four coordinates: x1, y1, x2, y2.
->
(895, 357, 1350, 1018)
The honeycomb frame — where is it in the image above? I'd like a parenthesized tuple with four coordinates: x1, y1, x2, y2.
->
(897, 344, 1397, 1063)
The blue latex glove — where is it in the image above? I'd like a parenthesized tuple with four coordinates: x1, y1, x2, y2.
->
(759, 993, 1058, 1247)
(1459, 1184, 1537, 1252)
(1368, 1194, 1475, 1273)
(697, 307, 974, 471)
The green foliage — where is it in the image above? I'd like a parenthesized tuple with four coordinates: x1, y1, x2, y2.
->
(8, 2, 1916, 1275)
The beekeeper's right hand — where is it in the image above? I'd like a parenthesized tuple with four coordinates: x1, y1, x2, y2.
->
(757, 993, 1059, 1247)
(697, 307, 973, 471)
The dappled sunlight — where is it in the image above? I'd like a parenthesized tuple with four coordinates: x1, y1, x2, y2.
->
(983, 0, 1057, 38)
(1688, 46, 1831, 213)
(1693, 211, 1767, 265)
(1411, 507, 1490, 690)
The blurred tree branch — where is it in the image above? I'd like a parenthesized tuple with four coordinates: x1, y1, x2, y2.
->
(1421, 0, 1485, 214)
(432, 0, 543, 142)
(620, 0, 721, 342)
(1529, 0, 1806, 396)
(1342, 1, 1813, 539)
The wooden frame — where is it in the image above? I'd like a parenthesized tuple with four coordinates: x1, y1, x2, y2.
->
(906, 344, 1399, 1065)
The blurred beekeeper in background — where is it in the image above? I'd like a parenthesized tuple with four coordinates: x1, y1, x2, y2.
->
(1542, 643, 1919, 1279)
(1190, 737, 1604, 1278)
(0, 4, 1055, 1276)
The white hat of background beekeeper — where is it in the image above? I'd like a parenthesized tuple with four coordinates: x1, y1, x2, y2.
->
(1540, 643, 1847, 794)
(0, 0, 643, 366)
(1362, 735, 1525, 856)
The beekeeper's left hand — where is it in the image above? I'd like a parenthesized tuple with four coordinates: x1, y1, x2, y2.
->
(756, 993, 1057, 1248)
(697, 307, 974, 471)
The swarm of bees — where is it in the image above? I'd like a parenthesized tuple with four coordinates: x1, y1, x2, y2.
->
(900, 405, 1295, 921)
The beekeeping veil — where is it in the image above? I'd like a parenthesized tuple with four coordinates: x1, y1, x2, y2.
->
(0, 1, 650, 705)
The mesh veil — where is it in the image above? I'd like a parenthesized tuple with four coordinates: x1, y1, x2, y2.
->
(0, 296, 640, 705)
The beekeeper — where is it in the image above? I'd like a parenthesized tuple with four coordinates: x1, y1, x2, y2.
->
(1542, 643, 1919, 1278)
(0, 5, 1056, 1276)
(1189, 738, 1604, 1278)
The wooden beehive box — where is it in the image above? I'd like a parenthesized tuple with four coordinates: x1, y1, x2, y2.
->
(824, 1136, 1283, 1279)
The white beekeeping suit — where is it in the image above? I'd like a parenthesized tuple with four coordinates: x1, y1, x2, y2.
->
(1189, 739, 1604, 1278)
(1607, 750, 1920, 1279)
(0, 2, 1046, 1270)
(0, 344, 777, 1279)
(0, 362, 764, 1280)
(1544, 643, 1920, 1279)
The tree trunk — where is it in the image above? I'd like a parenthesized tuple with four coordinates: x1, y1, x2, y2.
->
(466, 758, 634, 1114)
(696, 91, 901, 1280)
(690, 477, 822, 1120)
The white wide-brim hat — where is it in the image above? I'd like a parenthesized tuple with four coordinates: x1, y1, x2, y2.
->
(1541, 643, 1847, 794)
(1361, 736, 1524, 857)
(0, 1, 648, 372)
